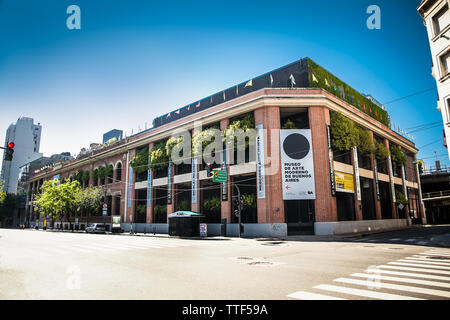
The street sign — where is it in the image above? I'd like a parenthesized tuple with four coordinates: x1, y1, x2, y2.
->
(212, 169, 227, 183)
(103, 203, 108, 209)
(102, 208, 108, 216)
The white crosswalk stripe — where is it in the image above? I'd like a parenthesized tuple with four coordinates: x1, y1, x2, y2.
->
(333, 277, 450, 298)
(314, 284, 423, 300)
(400, 258, 450, 266)
(365, 268, 450, 281)
(419, 252, 450, 257)
(387, 261, 450, 270)
(287, 291, 347, 300)
(379, 265, 450, 275)
(287, 250, 450, 300)
(350, 273, 450, 289)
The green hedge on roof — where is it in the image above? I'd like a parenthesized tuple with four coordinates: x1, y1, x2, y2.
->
(307, 58, 390, 127)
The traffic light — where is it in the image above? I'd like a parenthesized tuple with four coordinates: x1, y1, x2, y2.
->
(206, 163, 213, 177)
(4, 142, 15, 161)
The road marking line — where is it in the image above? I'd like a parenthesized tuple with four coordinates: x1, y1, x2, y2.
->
(379, 265, 450, 275)
(405, 239, 417, 242)
(401, 258, 450, 266)
(412, 255, 450, 261)
(388, 262, 450, 270)
(287, 291, 347, 300)
(314, 284, 422, 300)
(334, 277, 450, 298)
(417, 241, 429, 245)
(419, 252, 450, 257)
(351, 273, 450, 289)
(389, 238, 401, 241)
(365, 268, 450, 281)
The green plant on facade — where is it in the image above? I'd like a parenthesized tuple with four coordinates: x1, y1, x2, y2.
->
(390, 146, 406, 168)
(153, 204, 167, 217)
(203, 196, 221, 213)
(329, 111, 359, 151)
(98, 166, 107, 179)
(177, 199, 191, 212)
(136, 204, 146, 216)
(307, 58, 389, 127)
(92, 168, 99, 181)
(281, 119, 296, 129)
(82, 170, 90, 183)
(356, 127, 376, 156)
(131, 148, 151, 173)
(223, 114, 256, 150)
(375, 141, 389, 160)
(242, 193, 257, 209)
(395, 191, 408, 206)
(166, 136, 186, 159)
(150, 142, 169, 171)
(192, 127, 220, 157)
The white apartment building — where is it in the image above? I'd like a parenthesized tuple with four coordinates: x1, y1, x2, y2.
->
(418, 0, 450, 160)
(1, 117, 42, 194)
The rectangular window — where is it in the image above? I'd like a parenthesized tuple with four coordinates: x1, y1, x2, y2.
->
(440, 50, 450, 77)
(433, 4, 449, 35)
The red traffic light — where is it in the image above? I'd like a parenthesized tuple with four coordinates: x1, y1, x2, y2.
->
(7, 142, 15, 148)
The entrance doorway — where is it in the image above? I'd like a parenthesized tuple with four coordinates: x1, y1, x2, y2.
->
(284, 200, 315, 235)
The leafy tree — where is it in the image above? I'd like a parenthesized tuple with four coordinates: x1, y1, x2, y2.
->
(77, 186, 103, 221)
(0, 194, 18, 226)
(81, 170, 90, 183)
(203, 197, 220, 213)
(192, 127, 220, 157)
(395, 191, 408, 206)
(223, 114, 255, 149)
(242, 193, 257, 209)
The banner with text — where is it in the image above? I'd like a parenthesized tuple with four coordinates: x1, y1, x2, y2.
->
(280, 129, 316, 200)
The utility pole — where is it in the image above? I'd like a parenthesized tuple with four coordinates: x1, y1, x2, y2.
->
(232, 182, 242, 238)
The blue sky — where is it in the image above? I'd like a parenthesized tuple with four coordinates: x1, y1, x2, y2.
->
(0, 0, 448, 170)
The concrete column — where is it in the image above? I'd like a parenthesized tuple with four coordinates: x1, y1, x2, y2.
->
(220, 118, 231, 222)
(146, 142, 155, 223)
(369, 131, 382, 220)
(309, 106, 338, 222)
(385, 139, 397, 219)
(125, 149, 136, 223)
(254, 106, 284, 224)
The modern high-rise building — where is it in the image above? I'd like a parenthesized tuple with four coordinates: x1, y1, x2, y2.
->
(418, 0, 450, 159)
(1, 117, 42, 194)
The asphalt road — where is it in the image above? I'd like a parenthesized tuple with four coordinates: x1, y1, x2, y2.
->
(1, 226, 449, 300)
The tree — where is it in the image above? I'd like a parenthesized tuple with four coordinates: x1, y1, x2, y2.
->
(77, 186, 103, 224)
(356, 127, 375, 156)
(375, 141, 389, 160)
(0, 194, 18, 226)
(34, 179, 82, 228)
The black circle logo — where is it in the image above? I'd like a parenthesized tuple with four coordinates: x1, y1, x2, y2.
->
(283, 133, 310, 160)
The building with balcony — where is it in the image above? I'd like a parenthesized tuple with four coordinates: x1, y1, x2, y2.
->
(418, 0, 450, 159)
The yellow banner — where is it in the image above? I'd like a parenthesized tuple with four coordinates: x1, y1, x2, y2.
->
(335, 171, 354, 192)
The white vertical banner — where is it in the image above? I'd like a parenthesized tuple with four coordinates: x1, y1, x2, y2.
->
(256, 124, 266, 199)
(353, 146, 361, 201)
(191, 158, 198, 204)
(280, 130, 316, 200)
(388, 153, 396, 203)
(401, 164, 408, 201)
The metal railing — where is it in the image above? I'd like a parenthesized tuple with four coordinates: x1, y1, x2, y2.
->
(422, 190, 450, 199)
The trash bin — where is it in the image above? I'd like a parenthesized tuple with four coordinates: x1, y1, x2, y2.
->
(168, 211, 205, 237)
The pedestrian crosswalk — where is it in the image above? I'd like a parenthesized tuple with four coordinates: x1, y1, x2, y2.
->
(287, 249, 450, 300)
(352, 237, 432, 246)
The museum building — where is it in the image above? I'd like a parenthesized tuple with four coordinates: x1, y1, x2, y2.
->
(27, 58, 424, 237)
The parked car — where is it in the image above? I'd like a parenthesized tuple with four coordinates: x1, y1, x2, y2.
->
(85, 223, 106, 234)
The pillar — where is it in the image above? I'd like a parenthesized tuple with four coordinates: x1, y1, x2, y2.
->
(220, 118, 232, 222)
(385, 139, 397, 219)
(254, 106, 284, 224)
(352, 147, 363, 221)
(369, 131, 382, 220)
(309, 106, 338, 222)
(146, 142, 155, 223)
